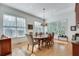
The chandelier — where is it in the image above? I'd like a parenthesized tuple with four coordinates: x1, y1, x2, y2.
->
(41, 8, 47, 26)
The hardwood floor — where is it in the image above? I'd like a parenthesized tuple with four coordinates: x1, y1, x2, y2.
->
(8, 39, 72, 56)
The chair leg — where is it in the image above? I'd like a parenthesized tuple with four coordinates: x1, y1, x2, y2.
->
(27, 44, 29, 50)
(48, 41, 51, 48)
(42, 40, 44, 47)
(51, 40, 54, 45)
(49, 41, 51, 46)
(32, 44, 34, 53)
(45, 41, 49, 48)
(45, 41, 47, 48)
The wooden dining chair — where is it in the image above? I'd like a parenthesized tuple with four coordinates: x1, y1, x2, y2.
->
(26, 34, 38, 53)
(51, 32, 54, 45)
(45, 34, 53, 48)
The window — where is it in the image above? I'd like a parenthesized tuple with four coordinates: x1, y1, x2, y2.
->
(34, 21, 43, 33)
(3, 14, 26, 38)
(17, 17, 26, 37)
(3, 15, 16, 37)
(48, 19, 68, 35)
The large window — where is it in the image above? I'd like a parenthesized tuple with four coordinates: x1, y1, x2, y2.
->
(3, 14, 26, 38)
(48, 19, 68, 35)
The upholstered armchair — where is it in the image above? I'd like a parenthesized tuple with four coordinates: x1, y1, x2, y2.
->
(26, 34, 38, 53)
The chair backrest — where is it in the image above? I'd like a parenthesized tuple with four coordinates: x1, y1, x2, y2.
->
(47, 33, 54, 41)
(52, 32, 54, 39)
(35, 32, 38, 36)
(26, 34, 33, 45)
(48, 34, 52, 41)
(39, 32, 42, 35)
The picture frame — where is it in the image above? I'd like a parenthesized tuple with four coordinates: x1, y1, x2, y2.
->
(28, 24, 33, 29)
(71, 26, 76, 31)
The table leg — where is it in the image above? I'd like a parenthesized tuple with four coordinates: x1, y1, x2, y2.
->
(38, 40, 41, 50)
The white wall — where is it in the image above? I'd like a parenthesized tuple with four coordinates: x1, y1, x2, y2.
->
(0, 4, 43, 44)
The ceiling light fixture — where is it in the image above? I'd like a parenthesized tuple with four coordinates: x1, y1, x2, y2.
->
(41, 8, 47, 26)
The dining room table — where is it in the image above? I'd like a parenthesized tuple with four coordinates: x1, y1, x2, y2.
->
(33, 34, 48, 50)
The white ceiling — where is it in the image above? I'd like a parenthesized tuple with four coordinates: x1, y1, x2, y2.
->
(3, 3, 75, 22)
